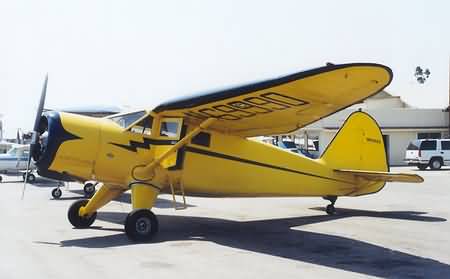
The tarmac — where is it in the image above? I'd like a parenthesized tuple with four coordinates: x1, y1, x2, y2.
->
(0, 167, 449, 279)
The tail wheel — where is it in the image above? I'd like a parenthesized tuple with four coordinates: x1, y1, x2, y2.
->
(430, 158, 442, 170)
(326, 204, 336, 215)
(125, 209, 158, 242)
(68, 199, 97, 228)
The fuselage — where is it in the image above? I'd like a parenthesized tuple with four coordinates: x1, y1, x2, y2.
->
(34, 111, 377, 197)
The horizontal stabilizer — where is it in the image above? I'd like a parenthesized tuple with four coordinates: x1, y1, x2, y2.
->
(335, 169, 424, 183)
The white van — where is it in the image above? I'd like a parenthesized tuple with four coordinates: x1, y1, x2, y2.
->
(405, 139, 450, 170)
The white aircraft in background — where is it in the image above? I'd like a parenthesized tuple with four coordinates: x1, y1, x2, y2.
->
(0, 144, 36, 183)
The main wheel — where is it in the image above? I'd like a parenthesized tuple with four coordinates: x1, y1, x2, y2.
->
(430, 158, 442, 170)
(51, 187, 62, 199)
(125, 209, 159, 242)
(326, 204, 336, 215)
(417, 164, 428, 170)
(68, 199, 97, 228)
(83, 182, 96, 197)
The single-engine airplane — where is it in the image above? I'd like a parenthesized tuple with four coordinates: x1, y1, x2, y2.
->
(24, 63, 423, 242)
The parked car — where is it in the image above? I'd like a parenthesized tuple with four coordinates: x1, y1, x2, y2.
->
(405, 139, 450, 170)
(277, 140, 316, 159)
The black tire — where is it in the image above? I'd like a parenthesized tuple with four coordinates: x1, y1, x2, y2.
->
(27, 173, 36, 183)
(125, 209, 159, 242)
(430, 158, 442, 170)
(23, 172, 35, 182)
(326, 204, 336, 215)
(83, 183, 96, 197)
(51, 188, 62, 199)
(68, 199, 97, 228)
(0, 175, 2, 183)
(417, 164, 428, 170)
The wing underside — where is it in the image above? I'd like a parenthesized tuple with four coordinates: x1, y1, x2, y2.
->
(153, 63, 393, 137)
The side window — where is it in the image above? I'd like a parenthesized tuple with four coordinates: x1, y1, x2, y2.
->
(160, 120, 180, 138)
(192, 132, 211, 147)
(417, 132, 441, 139)
(441, 141, 450, 150)
(420, 140, 437, 151)
(130, 116, 153, 136)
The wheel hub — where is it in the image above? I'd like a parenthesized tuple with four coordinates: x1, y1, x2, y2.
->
(136, 217, 151, 234)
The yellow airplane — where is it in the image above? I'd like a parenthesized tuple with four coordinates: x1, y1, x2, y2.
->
(25, 63, 423, 242)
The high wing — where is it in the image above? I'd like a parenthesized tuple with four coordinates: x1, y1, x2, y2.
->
(153, 63, 392, 137)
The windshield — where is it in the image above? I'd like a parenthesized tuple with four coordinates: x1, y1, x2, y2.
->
(7, 147, 17, 155)
(109, 111, 146, 128)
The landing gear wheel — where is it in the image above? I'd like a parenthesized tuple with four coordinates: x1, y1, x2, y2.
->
(68, 199, 97, 228)
(83, 182, 96, 197)
(323, 195, 337, 215)
(51, 187, 62, 199)
(23, 172, 35, 183)
(326, 204, 336, 215)
(430, 158, 442, 170)
(417, 164, 428, 170)
(125, 209, 159, 242)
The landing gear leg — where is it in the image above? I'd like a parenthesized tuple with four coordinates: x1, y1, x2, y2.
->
(68, 184, 124, 228)
(323, 195, 337, 215)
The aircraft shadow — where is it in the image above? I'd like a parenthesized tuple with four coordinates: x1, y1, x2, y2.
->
(60, 209, 449, 278)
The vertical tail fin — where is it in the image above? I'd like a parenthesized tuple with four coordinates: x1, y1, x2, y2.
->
(321, 111, 388, 173)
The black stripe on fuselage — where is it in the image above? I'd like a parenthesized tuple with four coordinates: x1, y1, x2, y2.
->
(184, 146, 353, 184)
(110, 138, 178, 152)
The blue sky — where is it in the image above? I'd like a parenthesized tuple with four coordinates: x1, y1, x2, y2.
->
(1, 0, 449, 137)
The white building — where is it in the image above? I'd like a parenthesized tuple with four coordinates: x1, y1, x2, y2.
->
(0, 114, 3, 141)
(297, 91, 450, 165)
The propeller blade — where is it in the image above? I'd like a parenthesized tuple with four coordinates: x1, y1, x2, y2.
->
(22, 74, 48, 200)
(33, 74, 48, 133)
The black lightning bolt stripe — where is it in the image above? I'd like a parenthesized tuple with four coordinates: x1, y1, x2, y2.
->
(110, 138, 178, 152)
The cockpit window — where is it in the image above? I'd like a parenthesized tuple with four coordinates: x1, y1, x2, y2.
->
(109, 111, 146, 128)
(130, 116, 153, 135)
(160, 121, 180, 138)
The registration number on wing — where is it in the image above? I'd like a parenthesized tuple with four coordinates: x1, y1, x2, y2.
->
(184, 92, 308, 121)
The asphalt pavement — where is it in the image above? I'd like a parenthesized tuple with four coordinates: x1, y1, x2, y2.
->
(0, 167, 449, 279)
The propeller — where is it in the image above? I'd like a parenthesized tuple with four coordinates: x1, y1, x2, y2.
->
(21, 74, 48, 200)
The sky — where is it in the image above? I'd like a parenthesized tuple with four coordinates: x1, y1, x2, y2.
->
(1, 0, 449, 138)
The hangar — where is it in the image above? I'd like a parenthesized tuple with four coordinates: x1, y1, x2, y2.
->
(297, 91, 450, 165)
